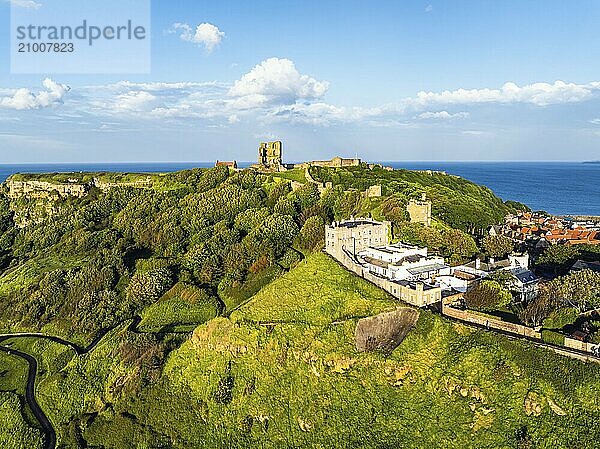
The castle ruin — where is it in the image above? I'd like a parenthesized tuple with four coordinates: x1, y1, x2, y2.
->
(406, 193, 432, 226)
(257, 141, 283, 171)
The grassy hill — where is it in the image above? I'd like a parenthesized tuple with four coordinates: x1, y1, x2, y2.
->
(1, 165, 588, 449)
(1, 253, 597, 448)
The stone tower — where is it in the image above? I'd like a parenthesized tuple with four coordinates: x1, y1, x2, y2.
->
(258, 141, 283, 170)
(406, 193, 432, 226)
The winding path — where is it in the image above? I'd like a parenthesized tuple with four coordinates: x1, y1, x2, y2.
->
(0, 345, 55, 449)
(0, 316, 143, 449)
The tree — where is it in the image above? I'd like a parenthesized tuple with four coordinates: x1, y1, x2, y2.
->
(297, 216, 325, 252)
(126, 268, 173, 305)
(542, 307, 578, 330)
(294, 183, 320, 210)
(518, 282, 560, 327)
(549, 269, 600, 313)
(441, 229, 478, 263)
(482, 235, 514, 258)
(381, 196, 408, 225)
(464, 280, 512, 312)
(267, 181, 291, 208)
(536, 245, 579, 276)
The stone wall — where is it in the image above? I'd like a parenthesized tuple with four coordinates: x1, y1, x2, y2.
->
(6, 176, 153, 199)
(365, 185, 382, 198)
(93, 177, 152, 192)
(564, 336, 600, 354)
(7, 179, 89, 199)
(328, 249, 442, 307)
(406, 197, 432, 226)
(441, 303, 541, 339)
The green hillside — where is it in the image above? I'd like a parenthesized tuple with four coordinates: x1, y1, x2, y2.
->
(0, 165, 589, 449)
(2, 253, 598, 448)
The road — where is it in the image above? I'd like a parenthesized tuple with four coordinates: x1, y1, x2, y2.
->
(0, 345, 56, 449)
(0, 316, 156, 449)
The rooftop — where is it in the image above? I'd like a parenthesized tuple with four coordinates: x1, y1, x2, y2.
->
(510, 268, 538, 284)
(407, 263, 449, 276)
(330, 218, 385, 229)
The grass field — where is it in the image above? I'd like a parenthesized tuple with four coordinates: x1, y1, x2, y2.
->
(4, 252, 600, 448)
(139, 283, 221, 332)
(0, 254, 88, 297)
(271, 169, 308, 184)
(230, 252, 397, 325)
(220, 264, 285, 313)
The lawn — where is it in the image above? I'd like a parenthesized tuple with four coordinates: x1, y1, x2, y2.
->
(219, 264, 285, 313)
(0, 254, 88, 297)
(271, 169, 308, 184)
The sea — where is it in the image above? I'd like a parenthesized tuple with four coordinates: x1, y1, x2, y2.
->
(0, 161, 598, 217)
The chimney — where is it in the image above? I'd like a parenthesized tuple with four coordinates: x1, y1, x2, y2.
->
(475, 258, 481, 270)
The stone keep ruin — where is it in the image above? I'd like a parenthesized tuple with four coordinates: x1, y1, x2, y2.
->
(257, 141, 283, 170)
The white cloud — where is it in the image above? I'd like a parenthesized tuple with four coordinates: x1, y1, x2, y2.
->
(114, 91, 159, 112)
(5, 74, 600, 132)
(413, 80, 599, 107)
(266, 102, 385, 126)
(7, 0, 42, 9)
(228, 58, 330, 107)
(253, 132, 279, 140)
(462, 130, 486, 135)
(418, 111, 469, 120)
(0, 78, 69, 110)
(170, 22, 225, 52)
(590, 118, 600, 125)
(425, 4, 433, 13)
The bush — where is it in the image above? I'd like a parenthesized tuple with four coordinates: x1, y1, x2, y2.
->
(297, 215, 325, 252)
(542, 307, 578, 330)
(541, 329, 565, 346)
(482, 235, 514, 258)
(126, 268, 173, 305)
(464, 280, 512, 312)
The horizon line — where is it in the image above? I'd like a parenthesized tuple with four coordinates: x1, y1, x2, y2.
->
(0, 160, 592, 165)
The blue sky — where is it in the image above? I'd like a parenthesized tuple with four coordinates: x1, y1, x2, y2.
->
(0, 0, 599, 163)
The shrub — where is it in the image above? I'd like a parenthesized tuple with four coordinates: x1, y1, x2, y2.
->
(297, 215, 325, 252)
(126, 268, 173, 305)
(541, 329, 565, 346)
(464, 280, 512, 312)
(482, 235, 514, 258)
(542, 307, 578, 330)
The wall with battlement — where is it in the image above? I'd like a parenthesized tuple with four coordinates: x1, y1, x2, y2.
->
(93, 177, 153, 192)
(296, 156, 361, 170)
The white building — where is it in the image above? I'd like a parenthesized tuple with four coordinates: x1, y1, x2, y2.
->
(357, 243, 450, 282)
